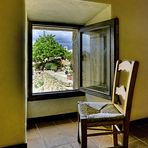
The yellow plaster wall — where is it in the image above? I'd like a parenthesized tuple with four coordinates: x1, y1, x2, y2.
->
(112, 0, 148, 120)
(87, 0, 148, 120)
(28, 96, 84, 118)
(0, 0, 26, 147)
(86, 5, 111, 25)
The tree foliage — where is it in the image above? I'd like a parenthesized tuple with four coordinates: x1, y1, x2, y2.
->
(33, 34, 72, 69)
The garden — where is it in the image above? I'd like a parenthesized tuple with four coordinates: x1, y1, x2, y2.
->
(32, 34, 73, 93)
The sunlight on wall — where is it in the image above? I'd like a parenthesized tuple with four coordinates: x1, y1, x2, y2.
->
(86, 5, 111, 25)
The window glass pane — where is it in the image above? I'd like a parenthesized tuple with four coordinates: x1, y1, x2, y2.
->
(82, 26, 111, 94)
(32, 26, 78, 93)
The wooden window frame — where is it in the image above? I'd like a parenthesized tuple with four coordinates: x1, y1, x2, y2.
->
(27, 21, 85, 101)
(79, 18, 119, 99)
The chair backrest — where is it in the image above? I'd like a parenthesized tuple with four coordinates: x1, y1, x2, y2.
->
(112, 60, 138, 117)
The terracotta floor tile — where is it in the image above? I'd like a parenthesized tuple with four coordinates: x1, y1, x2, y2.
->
(27, 138, 46, 148)
(90, 135, 113, 148)
(140, 136, 148, 145)
(27, 117, 148, 148)
(37, 121, 58, 136)
(71, 142, 80, 148)
(117, 133, 138, 145)
(27, 125, 40, 140)
(52, 143, 73, 148)
(87, 140, 100, 148)
(129, 140, 148, 148)
(40, 129, 70, 147)
(56, 123, 77, 135)
(71, 140, 99, 148)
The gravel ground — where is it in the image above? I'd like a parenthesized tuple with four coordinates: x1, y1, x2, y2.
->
(33, 71, 73, 93)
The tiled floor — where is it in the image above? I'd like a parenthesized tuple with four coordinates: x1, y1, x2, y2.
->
(27, 117, 148, 148)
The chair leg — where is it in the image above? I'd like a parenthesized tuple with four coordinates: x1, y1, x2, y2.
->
(81, 119, 87, 148)
(123, 121, 129, 148)
(113, 125, 118, 146)
(77, 114, 80, 143)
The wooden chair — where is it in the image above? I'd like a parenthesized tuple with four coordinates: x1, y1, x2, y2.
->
(77, 60, 139, 148)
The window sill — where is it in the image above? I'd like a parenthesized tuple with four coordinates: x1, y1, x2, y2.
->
(28, 90, 85, 101)
(80, 87, 111, 100)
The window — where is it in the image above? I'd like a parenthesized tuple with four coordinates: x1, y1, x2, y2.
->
(32, 27, 76, 93)
(28, 22, 84, 100)
(28, 18, 118, 100)
(80, 18, 119, 99)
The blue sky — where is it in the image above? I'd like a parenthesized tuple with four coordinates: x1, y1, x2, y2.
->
(33, 29, 72, 50)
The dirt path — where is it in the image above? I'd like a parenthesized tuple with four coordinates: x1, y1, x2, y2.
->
(33, 71, 73, 93)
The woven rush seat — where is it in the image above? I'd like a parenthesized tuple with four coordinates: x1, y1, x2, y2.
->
(78, 101, 124, 122)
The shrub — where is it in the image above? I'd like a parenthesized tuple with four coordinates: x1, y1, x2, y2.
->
(45, 62, 58, 71)
(45, 63, 51, 70)
(33, 63, 44, 70)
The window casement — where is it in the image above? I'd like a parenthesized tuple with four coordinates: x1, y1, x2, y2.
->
(27, 18, 118, 101)
(79, 18, 119, 99)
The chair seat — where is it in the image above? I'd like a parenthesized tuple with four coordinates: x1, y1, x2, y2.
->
(78, 102, 124, 122)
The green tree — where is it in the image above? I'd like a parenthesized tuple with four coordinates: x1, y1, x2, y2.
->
(33, 34, 72, 70)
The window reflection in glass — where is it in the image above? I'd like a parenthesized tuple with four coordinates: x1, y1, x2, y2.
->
(82, 27, 111, 94)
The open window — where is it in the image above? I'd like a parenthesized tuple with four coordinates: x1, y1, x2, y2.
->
(28, 18, 118, 100)
(80, 18, 119, 99)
